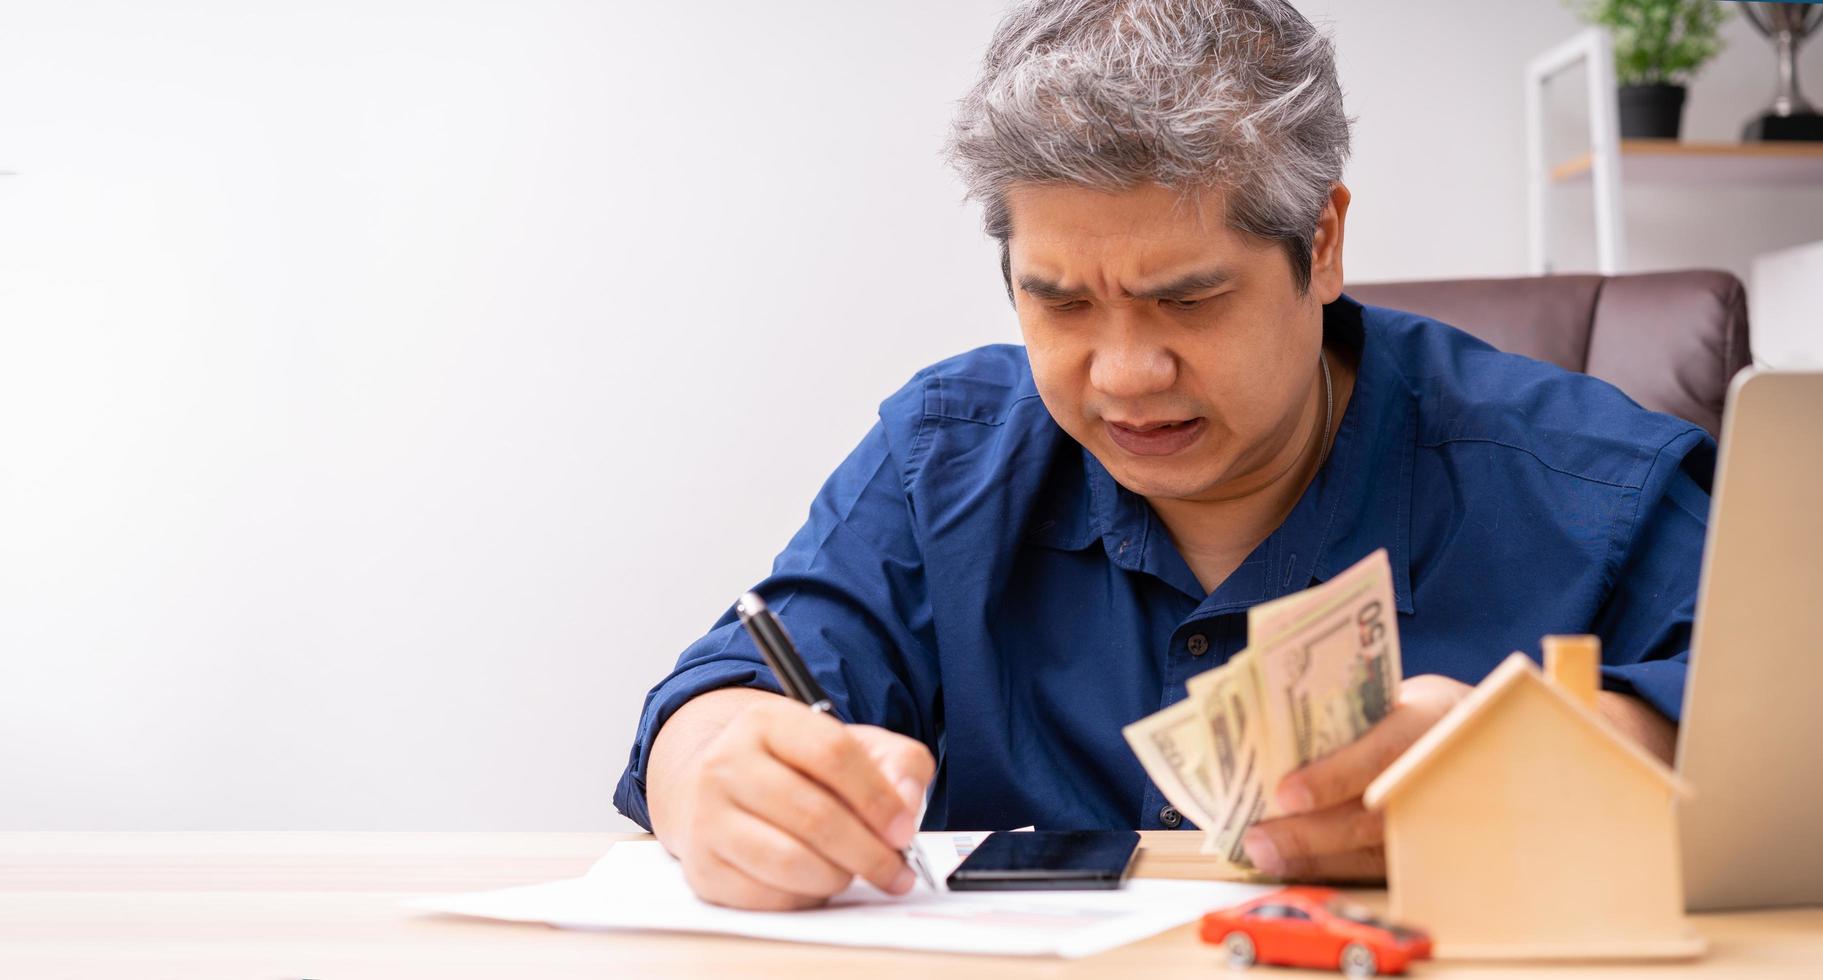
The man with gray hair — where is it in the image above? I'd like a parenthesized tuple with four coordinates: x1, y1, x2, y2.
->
(615, 0, 1711, 910)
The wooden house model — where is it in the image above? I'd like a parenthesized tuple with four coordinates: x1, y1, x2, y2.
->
(1362, 637, 1704, 960)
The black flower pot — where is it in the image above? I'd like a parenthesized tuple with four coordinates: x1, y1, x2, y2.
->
(1617, 83, 1687, 139)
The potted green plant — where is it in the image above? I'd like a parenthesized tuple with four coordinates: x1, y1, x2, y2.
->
(1566, 0, 1730, 139)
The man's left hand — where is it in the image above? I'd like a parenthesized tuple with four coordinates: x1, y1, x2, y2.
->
(1240, 673, 1473, 882)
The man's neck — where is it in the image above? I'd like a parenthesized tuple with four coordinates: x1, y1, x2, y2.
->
(1147, 345, 1358, 596)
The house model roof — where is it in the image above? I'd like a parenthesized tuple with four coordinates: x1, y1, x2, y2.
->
(1363, 652, 1690, 810)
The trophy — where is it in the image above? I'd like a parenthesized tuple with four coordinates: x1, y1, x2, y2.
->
(1742, 3, 1823, 141)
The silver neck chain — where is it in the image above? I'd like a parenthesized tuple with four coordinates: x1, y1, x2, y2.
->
(1316, 349, 1335, 469)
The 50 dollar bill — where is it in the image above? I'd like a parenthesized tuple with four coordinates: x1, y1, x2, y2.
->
(1127, 549, 1403, 871)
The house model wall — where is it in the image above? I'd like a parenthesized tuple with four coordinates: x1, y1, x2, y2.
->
(1363, 640, 1703, 960)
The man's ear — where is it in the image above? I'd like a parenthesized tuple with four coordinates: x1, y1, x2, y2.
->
(1309, 182, 1351, 303)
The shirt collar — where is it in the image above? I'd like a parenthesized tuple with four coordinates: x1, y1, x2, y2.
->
(1032, 292, 1416, 616)
(1304, 293, 1417, 615)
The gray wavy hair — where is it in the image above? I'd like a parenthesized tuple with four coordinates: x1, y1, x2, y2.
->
(947, 0, 1352, 298)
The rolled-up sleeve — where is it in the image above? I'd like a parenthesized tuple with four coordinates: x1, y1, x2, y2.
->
(1593, 428, 1716, 723)
(612, 404, 939, 830)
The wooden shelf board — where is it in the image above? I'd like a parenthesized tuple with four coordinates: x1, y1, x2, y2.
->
(1551, 139, 1823, 185)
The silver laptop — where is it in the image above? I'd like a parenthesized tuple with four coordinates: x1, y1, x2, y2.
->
(1678, 368, 1823, 912)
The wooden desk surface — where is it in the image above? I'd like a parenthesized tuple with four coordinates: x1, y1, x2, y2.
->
(3, 831, 1819, 979)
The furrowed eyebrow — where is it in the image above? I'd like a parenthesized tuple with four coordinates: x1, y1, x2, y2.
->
(1015, 275, 1083, 301)
(1129, 267, 1236, 301)
(1016, 268, 1237, 303)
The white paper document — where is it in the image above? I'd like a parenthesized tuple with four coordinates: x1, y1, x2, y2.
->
(407, 832, 1271, 958)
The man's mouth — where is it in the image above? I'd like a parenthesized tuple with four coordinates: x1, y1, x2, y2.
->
(1103, 417, 1206, 456)
(1107, 419, 1198, 433)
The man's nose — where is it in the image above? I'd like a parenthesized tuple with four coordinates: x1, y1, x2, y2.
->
(1088, 327, 1177, 402)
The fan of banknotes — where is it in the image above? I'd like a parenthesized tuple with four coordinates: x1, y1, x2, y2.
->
(1123, 548, 1403, 874)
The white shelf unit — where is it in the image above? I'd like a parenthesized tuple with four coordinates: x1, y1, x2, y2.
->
(1525, 29, 1823, 275)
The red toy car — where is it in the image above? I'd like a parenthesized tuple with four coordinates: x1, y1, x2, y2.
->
(1200, 886, 1432, 977)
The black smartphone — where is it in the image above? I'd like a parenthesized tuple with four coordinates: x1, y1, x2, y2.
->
(944, 830, 1140, 891)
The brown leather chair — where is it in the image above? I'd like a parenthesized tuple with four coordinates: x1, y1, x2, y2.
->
(1346, 271, 1752, 438)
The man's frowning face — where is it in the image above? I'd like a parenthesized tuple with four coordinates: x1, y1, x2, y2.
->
(1006, 181, 1347, 503)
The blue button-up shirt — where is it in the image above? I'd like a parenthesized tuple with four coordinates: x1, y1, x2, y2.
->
(614, 294, 1714, 833)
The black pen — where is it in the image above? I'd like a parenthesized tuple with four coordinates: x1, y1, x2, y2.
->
(734, 591, 937, 892)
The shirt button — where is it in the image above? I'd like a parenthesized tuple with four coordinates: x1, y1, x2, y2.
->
(1159, 805, 1183, 829)
(1186, 633, 1209, 657)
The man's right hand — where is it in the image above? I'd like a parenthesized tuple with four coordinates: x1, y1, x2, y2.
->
(645, 688, 935, 910)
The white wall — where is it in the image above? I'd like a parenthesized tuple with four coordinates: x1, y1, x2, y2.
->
(2, 1, 1817, 830)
